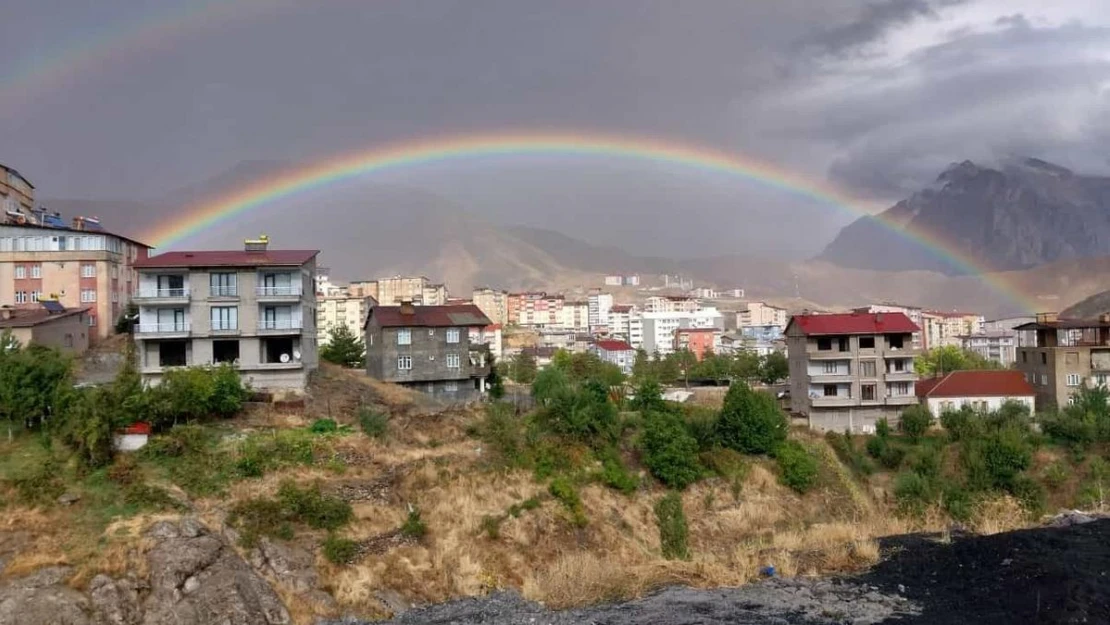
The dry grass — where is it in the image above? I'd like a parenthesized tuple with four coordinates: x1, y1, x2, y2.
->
(970, 496, 1029, 535)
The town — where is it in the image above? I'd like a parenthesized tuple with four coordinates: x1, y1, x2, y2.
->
(0, 160, 1073, 432)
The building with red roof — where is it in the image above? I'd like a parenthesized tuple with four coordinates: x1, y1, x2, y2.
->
(593, 338, 636, 374)
(785, 311, 921, 433)
(916, 370, 1035, 415)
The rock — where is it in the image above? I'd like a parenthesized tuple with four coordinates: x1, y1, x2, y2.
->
(89, 575, 143, 625)
(146, 521, 180, 540)
(178, 517, 205, 539)
(57, 492, 81, 506)
(250, 538, 338, 612)
(182, 576, 200, 594)
(0, 566, 90, 625)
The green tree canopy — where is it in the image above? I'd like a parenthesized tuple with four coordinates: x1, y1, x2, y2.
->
(716, 382, 787, 454)
(759, 351, 789, 385)
(320, 324, 366, 368)
(509, 351, 538, 384)
(915, 345, 1000, 377)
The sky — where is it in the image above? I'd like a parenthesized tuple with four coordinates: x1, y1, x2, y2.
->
(2, 0, 1109, 258)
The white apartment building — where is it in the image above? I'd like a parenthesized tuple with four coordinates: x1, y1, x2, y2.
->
(922, 311, 985, 350)
(738, 301, 788, 329)
(471, 287, 508, 325)
(641, 308, 723, 356)
(644, 295, 701, 313)
(587, 290, 613, 330)
(317, 294, 366, 345)
(349, 275, 447, 306)
(959, 331, 1018, 367)
(470, 324, 503, 361)
(690, 287, 718, 299)
(557, 300, 589, 331)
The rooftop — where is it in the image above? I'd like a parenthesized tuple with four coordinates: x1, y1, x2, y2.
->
(610, 304, 634, 313)
(368, 304, 491, 328)
(916, 370, 1035, 398)
(924, 310, 982, 318)
(787, 312, 918, 336)
(1, 217, 149, 248)
(595, 339, 634, 352)
(1012, 318, 1110, 331)
(135, 249, 318, 268)
(0, 304, 88, 328)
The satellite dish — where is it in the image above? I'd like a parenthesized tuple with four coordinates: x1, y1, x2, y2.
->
(279, 353, 291, 363)
(293, 350, 301, 361)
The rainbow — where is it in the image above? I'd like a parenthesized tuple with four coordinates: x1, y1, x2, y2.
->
(144, 131, 1034, 311)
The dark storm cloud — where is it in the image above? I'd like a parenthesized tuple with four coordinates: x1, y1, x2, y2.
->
(806, 0, 938, 54)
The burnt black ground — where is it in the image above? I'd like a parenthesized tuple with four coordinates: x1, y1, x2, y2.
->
(860, 518, 1110, 624)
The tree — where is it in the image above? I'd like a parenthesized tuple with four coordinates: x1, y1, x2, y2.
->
(632, 349, 653, 381)
(716, 382, 787, 454)
(729, 349, 762, 382)
(693, 350, 731, 385)
(531, 366, 569, 404)
(319, 324, 365, 368)
(915, 345, 999, 377)
(114, 302, 140, 334)
(509, 351, 538, 384)
(0, 337, 72, 440)
(759, 351, 789, 385)
(630, 379, 667, 413)
(640, 410, 702, 489)
(654, 351, 679, 385)
(899, 405, 934, 441)
(669, 349, 697, 389)
(486, 355, 505, 399)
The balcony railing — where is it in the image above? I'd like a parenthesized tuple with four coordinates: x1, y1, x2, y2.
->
(134, 287, 190, 299)
(136, 322, 191, 335)
(209, 286, 239, 297)
(259, 319, 303, 331)
(210, 320, 239, 331)
(256, 285, 302, 297)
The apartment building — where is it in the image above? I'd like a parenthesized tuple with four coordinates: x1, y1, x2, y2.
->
(364, 303, 492, 400)
(507, 291, 564, 327)
(316, 293, 367, 344)
(1014, 313, 1110, 410)
(674, 327, 718, 360)
(607, 304, 633, 340)
(738, 301, 788, 329)
(641, 308, 723, 356)
(690, 287, 718, 299)
(349, 276, 447, 306)
(786, 312, 920, 433)
(594, 339, 635, 375)
(132, 238, 319, 393)
(558, 300, 589, 331)
(1, 164, 34, 212)
(0, 215, 150, 340)
(644, 295, 700, 313)
(921, 310, 985, 349)
(959, 330, 1018, 367)
(469, 324, 502, 361)
(471, 287, 508, 325)
(854, 303, 923, 350)
(587, 289, 613, 331)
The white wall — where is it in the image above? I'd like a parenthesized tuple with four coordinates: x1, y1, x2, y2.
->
(925, 395, 1034, 415)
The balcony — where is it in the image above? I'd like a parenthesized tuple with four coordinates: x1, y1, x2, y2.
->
(256, 285, 303, 300)
(208, 286, 239, 299)
(258, 319, 303, 334)
(808, 350, 853, 360)
(883, 348, 920, 358)
(209, 321, 240, 335)
(133, 287, 190, 303)
(884, 370, 917, 382)
(885, 394, 918, 405)
(136, 322, 191, 337)
(810, 395, 857, 408)
(808, 372, 854, 384)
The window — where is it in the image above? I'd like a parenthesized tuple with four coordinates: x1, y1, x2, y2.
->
(397, 328, 411, 345)
(13, 266, 24, 279)
(823, 384, 838, 397)
(158, 341, 187, 367)
(80, 289, 97, 303)
(30, 291, 39, 303)
(1066, 374, 1082, 387)
(837, 337, 849, 352)
(14, 291, 25, 304)
(445, 381, 459, 392)
(1096, 374, 1108, 387)
(397, 355, 413, 370)
(941, 401, 955, 412)
(892, 359, 906, 373)
(1022, 352, 1028, 363)
(30, 264, 40, 279)
(210, 306, 238, 331)
(861, 384, 876, 401)
(859, 336, 875, 349)
(816, 337, 832, 351)
(888, 335, 905, 349)
(213, 340, 240, 364)
(64, 333, 74, 348)
(446, 328, 460, 343)
(860, 361, 876, 377)
(823, 361, 838, 374)
(88, 315, 97, 327)
(210, 272, 237, 296)
(1041, 353, 1047, 365)
(110, 265, 117, 279)
(1040, 374, 1048, 386)
(446, 353, 460, 369)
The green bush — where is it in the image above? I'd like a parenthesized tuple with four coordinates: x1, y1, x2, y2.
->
(640, 410, 702, 489)
(123, 483, 185, 512)
(476, 402, 523, 465)
(774, 440, 819, 493)
(507, 496, 542, 517)
(698, 447, 749, 481)
(654, 492, 690, 560)
(893, 470, 933, 513)
(629, 379, 667, 414)
(866, 436, 906, 469)
(940, 407, 983, 441)
(875, 418, 891, 439)
(530, 439, 577, 480)
(539, 382, 619, 446)
(942, 483, 973, 522)
(716, 383, 787, 455)
(683, 407, 720, 452)
(6, 457, 64, 505)
(1077, 457, 1109, 509)
(322, 534, 360, 564)
(597, 448, 638, 494)
(1042, 461, 1069, 489)
(910, 444, 941, 479)
(1008, 474, 1045, 515)
(277, 480, 353, 530)
(549, 477, 588, 527)
(358, 408, 389, 439)
(1040, 410, 1098, 448)
(401, 506, 427, 538)
(228, 497, 294, 547)
(826, 432, 875, 478)
(310, 419, 339, 434)
(963, 427, 1032, 490)
(235, 430, 316, 478)
(899, 405, 934, 441)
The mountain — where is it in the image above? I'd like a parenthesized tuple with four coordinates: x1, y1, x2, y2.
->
(818, 157, 1110, 275)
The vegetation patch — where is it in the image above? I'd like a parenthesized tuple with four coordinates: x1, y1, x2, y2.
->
(653, 492, 690, 560)
(228, 480, 353, 548)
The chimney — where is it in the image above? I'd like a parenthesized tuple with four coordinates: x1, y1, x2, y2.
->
(399, 299, 416, 316)
(1036, 312, 1058, 324)
(244, 235, 269, 253)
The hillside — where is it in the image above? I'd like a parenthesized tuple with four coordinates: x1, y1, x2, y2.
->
(819, 158, 1110, 275)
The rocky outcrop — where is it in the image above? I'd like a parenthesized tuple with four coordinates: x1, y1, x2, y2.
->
(249, 537, 337, 613)
(0, 567, 91, 625)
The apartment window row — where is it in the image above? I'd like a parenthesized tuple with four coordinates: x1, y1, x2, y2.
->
(395, 327, 463, 345)
(13, 264, 42, 279)
(0, 234, 114, 253)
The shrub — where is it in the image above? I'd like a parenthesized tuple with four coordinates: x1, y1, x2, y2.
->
(875, 418, 891, 439)
(507, 496, 542, 517)
(1009, 475, 1046, 515)
(774, 440, 819, 493)
(539, 383, 619, 446)
(1077, 457, 1109, 510)
(1040, 410, 1098, 448)
(549, 477, 588, 527)
(683, 407, 720, 452)
(277, 480, 353, 531)
(899, 405, 934, 441)
(6, 457, 64, 505)
(867, 436, 906, 469)
(310, 419, 339, 434)
(235, 430, 316, 478)
(476, 402, 523, 465)
(401, 506, 428, 538)
(481, 515, 502, 539)
(530, 439, 578, 480)
(942, 483, 973, 522)
(698, 447, 749, 481)
(358, 408, 389, 439)
(124, 483, 185, 512)
(910, 444, 941, 479)
(229, 497, 294, 547)
(640, 410, 702, 489)
(716, 383, 787, 455)
(597, 448, 638, 495)
(322, 534, 360, 564)
(629, 379, 667, 413)
(940, 407, 982, 442)
(893, 470, 933, 513)
(1042, 461, 1069, 489)
(826, 432, 875, 478)
(654, 492, 690, 560)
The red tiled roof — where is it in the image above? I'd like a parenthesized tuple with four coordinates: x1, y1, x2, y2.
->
(368, 304, 491, 328)
(915, 370, 1035, 398)
(134, 249, 318, 268)
(787, 312, 918, 336)
(595, 339, 634, 352)
(484, 324, 502, 331)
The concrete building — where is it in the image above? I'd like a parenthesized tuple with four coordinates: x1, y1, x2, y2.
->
(507, 292, 564, 328)
(558, 300, 589, 331)
(644, 295, 700, 314)
(587, 290, 613, 331)
(739, 301, 788, 329)
(470, 324, 502, 362)
(0, 215, 150, 340)
(364, 303, 491, 400)
(786, 312, 920, 433)
(607, 304, 633, 340)
(1014, 313, 1110, 410)
(916, 370, 1035, 415)
(674, 327, 718, 360)
(316, 294, 366, 345)
(959, 330, 1018, 367)
(854, 303, 924, 350)
(985, 316, 1036, 333)
(349, 276, 447, 306)
(471, 287, 508, 325)
(921, 311, 985, 349)
(1, 163, 34, 213)
(0, 303, 91, 354)
(604, 275, 622, 286)
(641, 308, 723, 356)
(132, 238, 319, 393)
(594, 339, 635, 375)
(689, 287, 718, 299)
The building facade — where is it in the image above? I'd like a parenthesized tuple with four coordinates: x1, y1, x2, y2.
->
(471, 287, 508, 326)
(959, 330, 1018, 367)
(1, 164, 34, 213)
(587, 290, 613, 331)
(854, 303, 924, 350)
(739, 301, 788, 329)
(594, 339, 635, 375)
(132, 238, 319, 393)
(317, 294, 366, 345)
(1014, 313, 1110, 410)
(0, 303, 90, 354)
(349, 276, 447, 306)
(364, 303, 492, 400)
(0, 218, 150, 340)
(674, 327, 717, 360)
(915, 370, 1035, 415)
(786, 312, 920, 433)
(921, 311, 985, 349)
(641, 308, 723, 356)
(469, 324, 503, 362)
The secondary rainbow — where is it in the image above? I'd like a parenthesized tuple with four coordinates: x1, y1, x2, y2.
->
(144, 131, 1034, 311)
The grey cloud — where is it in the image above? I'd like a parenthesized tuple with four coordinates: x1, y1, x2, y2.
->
(803, 0, 946, 55)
